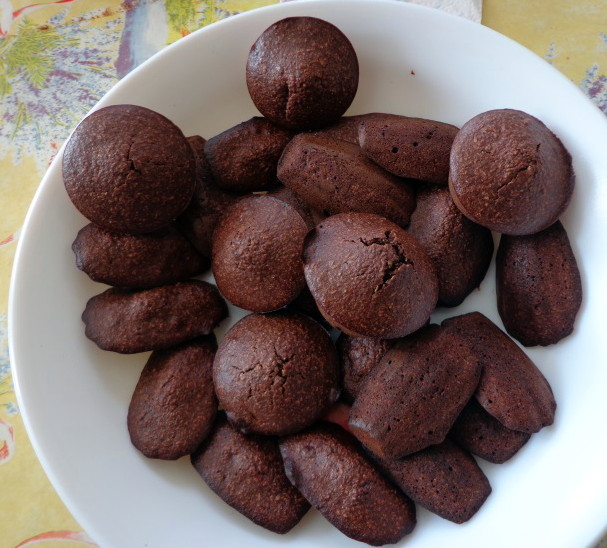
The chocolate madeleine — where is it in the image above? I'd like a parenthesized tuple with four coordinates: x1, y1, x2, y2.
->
(303, 213, 438, 339)
(246, 17, 358, 131)
(72, 224, 208, 288)
(311, 113, 386, 145)
(450, 398, 531, 464)
(63, 104, 195, 234)
(286, 285, 326, 325)
(359, 114, 459, 185)
(278, 133, 416, 227)
(374, 439, 491, 524)
(191, 414, 310, 534)
(449, 109, 574, 235)
(337, 334, 392, 403)
(176, 135, 239, 258)
(280, 422, 416, 546)
(408, 186, 494, 306)
(82, 280, 228, 354)
(188, 135, 213, 182)
(204, 117, 294, 193)
(348, 325, 482, 459)
(212, 195, 311, 313)
(496, 221, 582, 346)
(128, 336, 217, 460)
(266, 186, 314, 229)
(213, 311, 339, 436)
(441, 312, 556, 433)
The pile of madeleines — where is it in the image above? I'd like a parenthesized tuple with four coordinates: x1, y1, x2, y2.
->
(62, 16, 582, 546)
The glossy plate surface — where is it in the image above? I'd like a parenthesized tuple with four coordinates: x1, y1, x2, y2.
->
(10, 1, 607, 547)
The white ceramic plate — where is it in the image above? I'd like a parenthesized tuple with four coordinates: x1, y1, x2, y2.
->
(9, 1, 607, 547)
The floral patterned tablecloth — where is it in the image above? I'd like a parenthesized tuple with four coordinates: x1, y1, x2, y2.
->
(1, 0, 606, 546)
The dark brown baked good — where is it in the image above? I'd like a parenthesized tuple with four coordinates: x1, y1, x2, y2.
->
(279, 422, 416, 546)
(449, 108, 574, 235)
(127, 336, 217, 460)
(450, 398, 531, 464)
(278, 133, 416, 227)
(82, 280, 228, 353)
(266, 186, 314, 229)
(211, 195, 310, 312)
(310, 113, 386, 145)
(348, 325, 482, 459)
(188, 135, 213, 182)
(303, 213, 438, 338)
(204, 117, 294, 192)
(359, 114, 459, 185)
(213, 311, 339, 436)
(337, 334, 392, 403)
(407, 186, 494, 306)
(72, 223, 208, 288)
(441, 312, 556, 433)
(374, 439, 491, 524)
(191, 413, 310, 534)
(246, 17, 358, 131)
(320, 401, 353, 432)
(63, 104, 195, 234)
(286, 285, 326, 325)
(496, 221, 582, 346)
(175, 135, 239, 258)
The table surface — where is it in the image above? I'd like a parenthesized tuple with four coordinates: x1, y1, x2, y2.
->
(1, 0, 606, 546)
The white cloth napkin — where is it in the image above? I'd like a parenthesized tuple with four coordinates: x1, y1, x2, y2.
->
(282, 0, 482, 23)
(405, 0, 482, 22)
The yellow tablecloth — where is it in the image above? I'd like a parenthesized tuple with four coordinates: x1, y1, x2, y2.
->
(1, 0, 605, 546)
